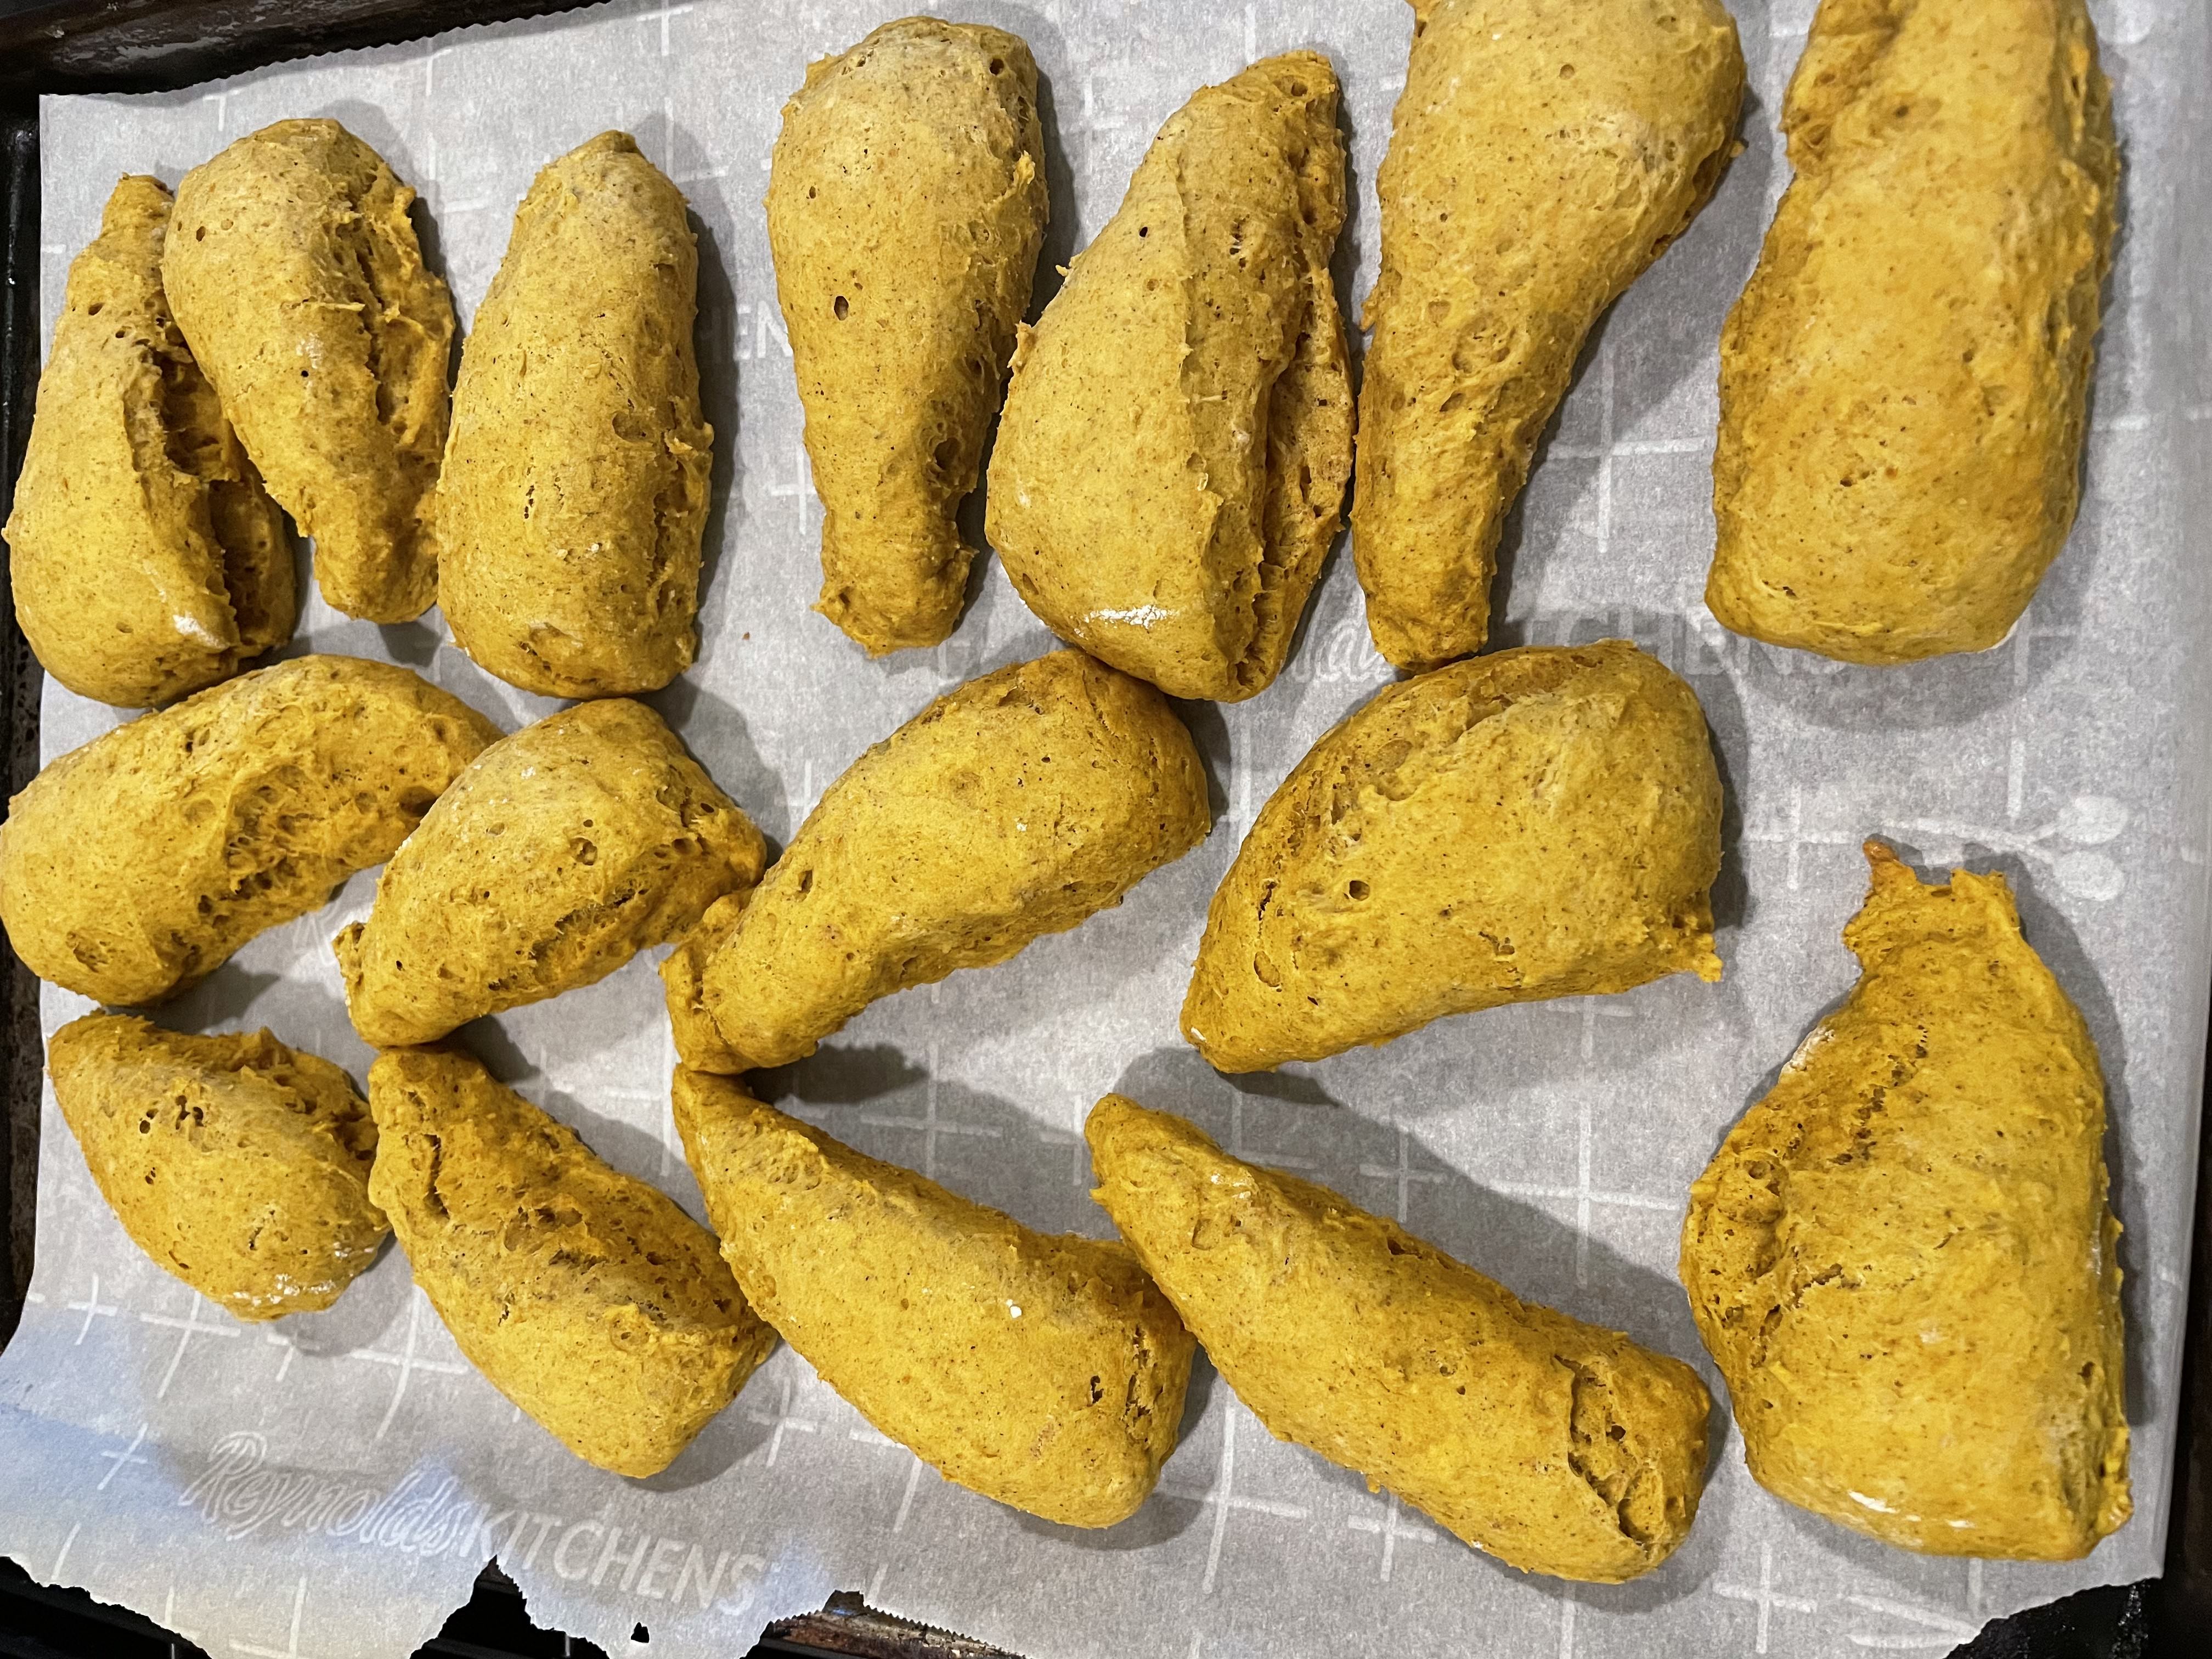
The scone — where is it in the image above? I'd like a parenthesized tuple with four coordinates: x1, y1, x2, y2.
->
(1706, 0, 2118, 663)
(164, 119, 454, 622)
(1088, 1095, 1711, 1582)
(1353, 0, 1744, 670)
(49, 1014, 385, 1320)
(1183, 641, 1722, 1071)
(674, 1070, 1193, 1526)
(335, 699, 764, 1048)
(701, 651, 1210, 1068)
(0, 656, 498, 1006)
(769, 17, 1048, 652)
(986, 53, 1352, 701)
(1680, 843, 2130, 1558)
(661, 890, 751, 1074)
(5, 175, 292, 708)
(437, 132, 714, 697)
(369, 1047, 776, 1477)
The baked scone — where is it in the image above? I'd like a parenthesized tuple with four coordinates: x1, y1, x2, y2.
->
(335, 699, 764, 1048)
(1088, 1095, 1710, 1581)
(49, 1014, 385, 1321)
(437, 133, 713, 697)
(369, 1047, 776, 1477)
(769, 17, 1047, 653)
(5, 176, 292, 708)
(1183, 641, 1721, 1071)
(0, 656, 498, 1006)
(1681, 843, 2130, 1558)
(986, 53, 1352, 701)
(702, 651, 1210, 1068)
(661, 890, 750, 1074)
(674, 1070, 1193, 1526)
(1354, 0, 1744, 670)
(1705, 0, 2118, 664)
(164, 119, 453, 622)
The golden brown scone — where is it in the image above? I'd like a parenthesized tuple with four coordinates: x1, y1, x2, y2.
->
(701, 651, 1210, 1068)
(369, 1048, 774, 1477)
(165, 119, 454, 622)
(5, 176, 292, 708)
(769, 18, 1047, 653)
(334, 699, 763, 1048)
(1088, 1095, 1710, 1581)
(1183, 641, 1720, 1071)
(1354, 0, 1744, 671)
(674, 1070, 1192, 1526)
(661, 890, 751, 1074)
(986, 53, 1352, 702)
(1681, 843, 2129, 1558)
(0, 656, 498, 1006)
(437, 133, 713, 697)
(1705, 0, 2118, 664)
(49, 1014, 385, 1321)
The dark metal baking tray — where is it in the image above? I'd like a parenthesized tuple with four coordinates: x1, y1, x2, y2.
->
(0, 3, 2205, 1655)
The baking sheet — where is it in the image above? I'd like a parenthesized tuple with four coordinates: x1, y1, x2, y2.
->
(4, 1, 2209, 1654)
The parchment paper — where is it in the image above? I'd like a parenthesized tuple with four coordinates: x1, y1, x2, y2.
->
(4, 2, 2209, 1655)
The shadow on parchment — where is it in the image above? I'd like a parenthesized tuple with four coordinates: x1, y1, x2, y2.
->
(752, 1049, 1105, 1241)
(633, 1392, 772, 1494)
(648, 675, 791, 851)
(276, 1241, 409, 1359)
(1487, 67, 1771, 648)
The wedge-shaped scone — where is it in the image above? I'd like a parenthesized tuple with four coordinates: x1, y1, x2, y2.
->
(50, 1014, 385, 1321)
(1090, 1095, 1709, 1580)
(438, 133, 713, 697)
(0, 656, 498, 1006)
(986, 53, 1352, 702)
(769, 17, 1047, 653)
(1706, 0, 2118, 664)
(674, 1070, 1193, 1525)
(661, 891, 751, 1074)
(1183, 641, 1720, 1071)
(335, 699, 763, 1048)
(1681, 843, 2129, 1557)
(1354, 0, 1744, 671)
(165, 119, 454, 622)
(6, 176, 292, 708)
(369, 1048, 775, 1477)
(702, 651, 1210, 1068)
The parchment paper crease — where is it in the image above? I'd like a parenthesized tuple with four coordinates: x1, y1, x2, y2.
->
(3, 2, 2209, 1655)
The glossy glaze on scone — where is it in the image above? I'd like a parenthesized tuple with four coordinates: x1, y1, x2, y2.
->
(1681, 843, 2129, 1558)
(369, 1047, 775, 1477)
(165, 119, 454, 622)
(675, 1071, 1193, 1526)
(438, 132, 713, 697)
(1707, 0, 2118, 663)
(5, 176, 292, 708)
(702, 651, 1210, 1068)
(336, 699, 762, 1047)
(769, 18, 1047, 653)
(1354, 0, 1743, 670)
(988, 52, 1352, 701)
(50, 1015, 385, 1321)
(1089, 1095, 1711, 1581)
(0, 656, 498, 1006)
(1183, 641, 1722, 1070)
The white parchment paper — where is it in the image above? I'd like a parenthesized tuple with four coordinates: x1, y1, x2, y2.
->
(5, 2, 2210, 1655)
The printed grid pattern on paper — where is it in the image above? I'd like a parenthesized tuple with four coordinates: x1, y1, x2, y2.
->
(4, 2, 2210, 1657)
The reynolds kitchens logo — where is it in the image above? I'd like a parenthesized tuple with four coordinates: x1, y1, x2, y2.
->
(180, 1431, 766, 1611)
